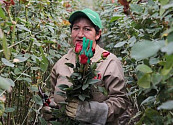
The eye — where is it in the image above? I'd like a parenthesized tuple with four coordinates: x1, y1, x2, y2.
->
(84, 27, 91, 31)
(72, 27, 79, 30)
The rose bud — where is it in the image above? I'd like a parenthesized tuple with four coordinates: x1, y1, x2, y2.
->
(75, 43, 82, 54)
(101, 52, 110, 60)
(80, 54, 88, 64)
(93, 76, 97, 79)
(43, 103, 49, 106)
(97, 73, 101, 80)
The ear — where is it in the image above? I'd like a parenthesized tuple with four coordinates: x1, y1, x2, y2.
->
(95, 30, 102, 41)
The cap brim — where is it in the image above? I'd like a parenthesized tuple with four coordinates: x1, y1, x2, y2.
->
(69, 11, 87, 24)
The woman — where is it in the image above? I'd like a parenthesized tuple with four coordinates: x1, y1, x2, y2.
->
(50, 8, 129, 125)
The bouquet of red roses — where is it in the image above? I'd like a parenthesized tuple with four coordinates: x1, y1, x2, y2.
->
(58, 37, 110, 101)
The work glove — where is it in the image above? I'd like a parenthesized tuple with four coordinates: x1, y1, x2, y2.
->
(41, 106, 53, 121)
(41, 99, 58, 121)
(65, 100, 108, 125)
(65, 99, 79, 119)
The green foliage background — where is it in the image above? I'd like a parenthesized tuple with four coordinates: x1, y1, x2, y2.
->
(0, 0, 173, 124)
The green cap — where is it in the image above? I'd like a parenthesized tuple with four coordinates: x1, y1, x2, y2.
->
(69, 8, 102, 29)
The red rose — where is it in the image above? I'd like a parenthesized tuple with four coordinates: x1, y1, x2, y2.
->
(75, 43, 82, 54)
(97, 73, 101, 80)
(101, 52, 110, 59)
(80, 54, 88, 64)
(93, 73, 101, 80)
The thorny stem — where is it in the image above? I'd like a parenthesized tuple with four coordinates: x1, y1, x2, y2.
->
(21, 103, 35, 125)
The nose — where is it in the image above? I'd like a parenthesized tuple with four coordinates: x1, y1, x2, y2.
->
(77, 29, 84, 38)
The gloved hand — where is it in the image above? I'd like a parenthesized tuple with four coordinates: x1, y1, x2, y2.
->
(67, 100, 108, 125)
(41, 99, 58, 121)
(65, 99, 79, 119)
(41, 106, 53, 121)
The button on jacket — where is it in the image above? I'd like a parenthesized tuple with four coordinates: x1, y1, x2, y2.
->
(50, 45, 129, 125)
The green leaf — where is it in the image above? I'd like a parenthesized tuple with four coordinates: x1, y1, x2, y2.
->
(1, 58, 14, 67)
(131, 40, 161, 60)
(160, 8, 165, 16)
(144, 108, 163, 124)
(29, 85, 39, 92)
(162, 3, 173, 9)
(50, 121, 61, 125)
(0, 5, 6, 20)
(161, 67, 172, 76)
(137, 74, 151, 88)
(98, 86, 108, 96)
(129, 36, 136, 47)
(5, 107, 15, 113)
(130, 4, 143, 14)
(160, 0, 169, 6)
(40, 61, 48, 72)
(91, 62, 97, 69)
(114, 41, 126, 48)
(17, 77, 32, 83)
(33, 95, 43, 106)
(47, 25, 54, 34)
(72, 85, 81, 91)
(87, 79, 100, 85)
(152, 73, 162, 85)
(13, 56, 28, 63)
(6, 79, 15, 87)
(110, 14, 125, 22)
(71, 73, 82, 80)
(16, 24, 31, 32)
(0, 76, 14, 91)
(82, 83, 89, 90)
(31, 67, 40, 71)
(0, 101, 5, 116)
(141, 96, 155, 106)
(0, 29, 11, 60)
(40, 47, 48, 72)
(58, 84, 69, 91)
(43, 40, 55, 44)
(157, 100, 173, 110)
(56, 91, 66, 97)
(65, 63, 74, 68)
(149, 58, 159, 65)
(78, 95, 85, 101)
(161, 42, 173, 55)
(39, 117, 47, 125)
(161, 55, 173, 75)
(167, 32, 173, 43)
(136, 64, 152, 73)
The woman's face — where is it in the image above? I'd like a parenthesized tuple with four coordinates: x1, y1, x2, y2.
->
(71, 17, 101, 49)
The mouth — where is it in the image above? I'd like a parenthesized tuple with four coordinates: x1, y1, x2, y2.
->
(75, 40, 83, 44)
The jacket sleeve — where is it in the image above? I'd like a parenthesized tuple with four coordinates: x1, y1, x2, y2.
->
(50, 63, 59, 92)
(49, 62, 59, 106)
(103, 57, 129, 122)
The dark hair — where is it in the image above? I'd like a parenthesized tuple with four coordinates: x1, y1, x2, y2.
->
(70, 16, 101, 44)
